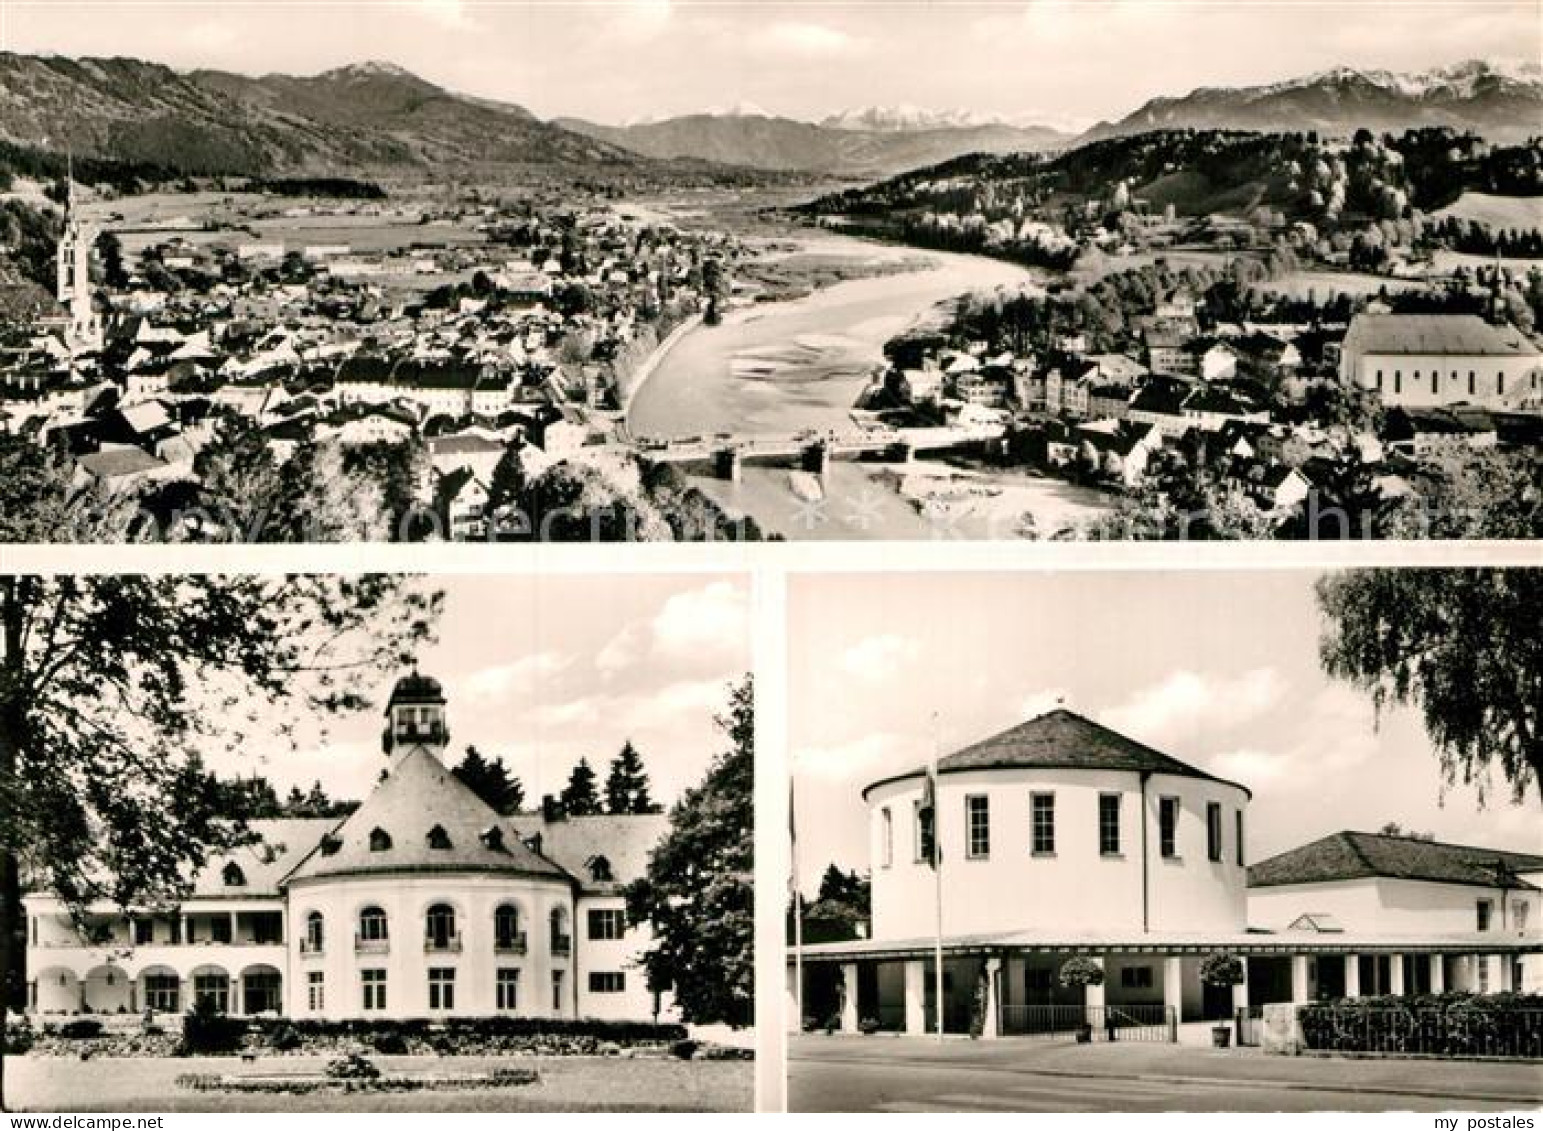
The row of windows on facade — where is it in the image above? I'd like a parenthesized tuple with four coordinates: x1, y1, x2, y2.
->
(136, 967, 627, 1015)
(333, 968, 627, 1013)
(220, 845, 616, 884)
(880, 794, 1243, 866)
(300, 905, 627, 952)
(1371, 369, 1532, 395)
(1475, 897, 1529, 933)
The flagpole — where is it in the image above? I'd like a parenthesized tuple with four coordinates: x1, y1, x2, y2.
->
(791, 777, 804, 1033)
(932, 713, 944, 1044)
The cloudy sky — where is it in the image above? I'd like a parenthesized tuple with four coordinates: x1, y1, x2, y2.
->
(789, 570, 1540, 893)
(2, 0, 1538, 129)
(227, 573, 749, 809)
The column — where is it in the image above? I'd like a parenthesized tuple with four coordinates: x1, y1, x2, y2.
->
(838, 963, 859, 1033)
(1290, 954, 1312, 1003)
(903, 959, 927, 1036)
(1231, 959, 1250, 1015)
(981, 957, 1002, 1040)
(1429, 954, 1445, 995)
(1494, 954, 1513, 993)
(785, 964, 800, 1033)
(1389, 953, 1406, 997)
(1344, 954, 1361, 998)
(1162, 956, 1184, 1024)
(1084, 956, 1106, 1025)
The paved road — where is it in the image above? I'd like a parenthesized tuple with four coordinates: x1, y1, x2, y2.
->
(788, 1035, 1543, 1113)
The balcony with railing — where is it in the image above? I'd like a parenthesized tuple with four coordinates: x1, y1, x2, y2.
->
(551, 933, 572, 958)
(494, 932, 528, 956)
(381, 719, 449, 753)
(299, 938, 324, 958)
(354, 934, 390, 955)
(425, 933, 463, 954)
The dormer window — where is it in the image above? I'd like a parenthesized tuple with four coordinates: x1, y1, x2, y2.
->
(587, 855, 613, 883)
(428, 824, 452, 850)
(481, 826, 505, 852)
(222, 862, 246, 887)
(320, 835, 342, 856)
(370, 827, 393, 852)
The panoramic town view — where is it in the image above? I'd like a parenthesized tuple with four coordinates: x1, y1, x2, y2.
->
(0, 2, 1539, 540)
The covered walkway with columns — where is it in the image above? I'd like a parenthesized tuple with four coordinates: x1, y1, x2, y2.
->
(789, 931, 1543, 1039)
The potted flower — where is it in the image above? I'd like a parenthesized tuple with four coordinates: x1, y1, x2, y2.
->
(1199, 952, 1246, 1048)
(1058, 956, 1106, 1044)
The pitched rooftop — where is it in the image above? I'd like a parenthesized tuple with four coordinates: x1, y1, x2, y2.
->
(1343, 313, 1538, 358)
(283, 745, 568, 886)
(864, 708, 1246, 798)
(1248, 831, 1543, 891)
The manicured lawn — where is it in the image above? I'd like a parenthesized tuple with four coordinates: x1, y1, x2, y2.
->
(9, 1054, 753, 1112)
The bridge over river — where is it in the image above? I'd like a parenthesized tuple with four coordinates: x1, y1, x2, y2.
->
(640, 423, 1005, 481)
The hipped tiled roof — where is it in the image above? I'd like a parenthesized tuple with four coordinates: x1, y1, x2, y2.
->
(864, 709, 1245, 799)
(284, 745, 568, 886)
(1249, 831, 1543, 891)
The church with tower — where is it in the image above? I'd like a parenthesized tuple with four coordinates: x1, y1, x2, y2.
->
(23, 671, 675, 1023)
(53, 162, 104, 354)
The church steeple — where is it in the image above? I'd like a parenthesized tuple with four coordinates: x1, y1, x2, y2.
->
(382, 670, 449, 761)
(54, 149, 101, 353)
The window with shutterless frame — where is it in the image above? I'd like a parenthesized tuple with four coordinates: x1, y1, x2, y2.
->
(1030, 792, 1055, 855)
(965, 794, 990, 859)
(496, 968, 520, 1011)
(1159, 796, 1180, 858)
(1098, 793, 1121, 856)
(361, 969, 386, 1011)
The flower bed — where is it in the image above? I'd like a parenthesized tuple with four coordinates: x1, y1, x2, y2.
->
(12, 1013, 710, 1059)
(176, 1066, 540, 1095)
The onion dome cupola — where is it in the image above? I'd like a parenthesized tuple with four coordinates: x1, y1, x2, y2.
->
(382, 669, 449, 759)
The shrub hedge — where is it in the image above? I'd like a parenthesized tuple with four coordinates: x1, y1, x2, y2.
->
(179, 1002, 247, 1055)
(58, 1019, 104, 1040)
(1298, 993, 1543, 1058)
(247, 1016, 688, 1045)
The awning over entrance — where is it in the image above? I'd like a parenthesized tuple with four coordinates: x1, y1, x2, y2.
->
(792, 927, 1543, 964)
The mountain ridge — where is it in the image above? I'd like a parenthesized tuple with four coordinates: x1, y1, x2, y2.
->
(0, 51, 635, 174)
(1079, 58, 1543, 145)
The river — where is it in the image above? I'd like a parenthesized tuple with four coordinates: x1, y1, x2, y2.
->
(626, 231, 1116, 540)
(628, 234, 1034, 439)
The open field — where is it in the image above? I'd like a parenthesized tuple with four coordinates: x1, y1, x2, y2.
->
(1069, 247, 1237, 283)
(1433, 192, 1543, 231)
(9, 1053, 753, 1112)
(1430, 250, 1543, 276)
(1252, 270, 1429, 300)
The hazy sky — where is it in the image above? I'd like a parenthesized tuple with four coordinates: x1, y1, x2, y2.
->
(789, 570, 1541, 892)
(2, 0, 1538, 128)
(227, 573, 749, 809)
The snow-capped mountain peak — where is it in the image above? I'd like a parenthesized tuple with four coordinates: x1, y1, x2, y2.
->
(702, 101, 774, 120)
(1275, 58, 1543, 99)
(820, 104, 1003, 132)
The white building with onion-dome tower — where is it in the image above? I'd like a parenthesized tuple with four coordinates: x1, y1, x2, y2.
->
(24, 671, 674, 1024)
